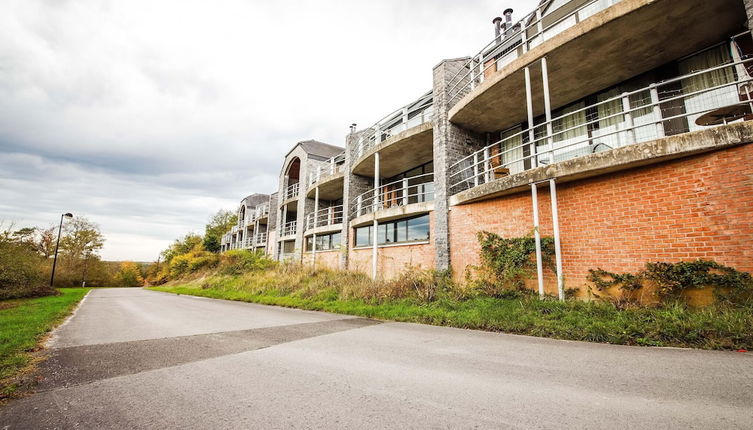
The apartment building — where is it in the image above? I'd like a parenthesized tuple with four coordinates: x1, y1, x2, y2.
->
(223, 0, 753, 298)
(220, 193, 274, 253)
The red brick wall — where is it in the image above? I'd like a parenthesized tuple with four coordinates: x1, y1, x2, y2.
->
(302, 250, 341, 270)
(347, 212, 436, 280)
(449, 144, 753, 295)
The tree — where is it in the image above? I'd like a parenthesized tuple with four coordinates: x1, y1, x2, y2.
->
(59, 217, 105, 260)
(203, 209, 237, 253)
(114, 262, 144, 287)
(161, 233, 203, 264)
(36, 226, 56, 259)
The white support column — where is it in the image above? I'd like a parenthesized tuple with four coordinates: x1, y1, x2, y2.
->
(621, 93, 636, 146)
(483, 146, 491, 183)
(541, 57, 554, 162)
(402, 107, 409, 132)
(531, 183, 545, 299)
(649, 84, 665, 140)
(536, 8, 544, 42)
(312, 186, 319, 268)
(473, 152, 480, 187)
(372, 152, 380, 280)
(402, 178, 409, 206)
(524, 66, 537, 168)
(549, 179, 565, 301)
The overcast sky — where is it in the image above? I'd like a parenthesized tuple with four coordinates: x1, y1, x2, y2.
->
(0, 0, 538, 261)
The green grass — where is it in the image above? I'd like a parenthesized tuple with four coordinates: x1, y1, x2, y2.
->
(0, 288, 90, 398)
(150, 282, 753, 351)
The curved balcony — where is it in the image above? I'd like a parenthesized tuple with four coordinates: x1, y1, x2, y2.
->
(254, 232, 267, 247)
(282, 182, 300, 203)
(447, 0, 745, 133)
(304, 205, 344, 235)
(254, 203, 270, 220)
(352, 92, 434, 178)
(448, 58, 753, 203)
(350, 173, 435, 226)
(306, 153, 346, 199)
(280, 221, 297, 239)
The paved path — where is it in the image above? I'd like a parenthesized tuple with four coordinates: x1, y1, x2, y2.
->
(2, 288, 751, 429)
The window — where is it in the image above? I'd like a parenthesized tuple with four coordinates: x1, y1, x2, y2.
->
(354, 214, 430, 247)
(305, 232, 341, 251)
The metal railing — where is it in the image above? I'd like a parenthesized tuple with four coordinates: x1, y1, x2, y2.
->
(448, 58, 753, 195)
(351, 173, 435, 217)
(254, 232, 267, 246)
(284, 182, 300, 200)
(447, 0, 622, 104)
(281, 221, 297, 237)
(255, 203, 270, 219)
(355, 92, 434, 160)
(243, 238, 254, 248)
(305, 205, 344, 230)
(308, 153, 346, 187)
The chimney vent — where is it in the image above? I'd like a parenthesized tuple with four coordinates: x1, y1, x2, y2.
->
(492, 16, 503, 38)
(349, 123, 357, 134)
(503, 8, 514, 33)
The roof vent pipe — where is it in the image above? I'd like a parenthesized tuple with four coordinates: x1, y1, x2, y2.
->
(503, 8, 514, 34)
(492, 16, 503, 38)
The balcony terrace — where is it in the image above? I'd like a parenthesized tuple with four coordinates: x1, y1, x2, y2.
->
(448, 58, 753, 202)
(304, 205, 344, 234)
(280, 221, 297, 238)
(447, 0, 745, 133)
(306, 153, 345, 199)
(352, 91, 434, 177)
(350, 173, 435, 225)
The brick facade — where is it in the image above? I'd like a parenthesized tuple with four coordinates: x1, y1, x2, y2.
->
(449, 144, 753, 295)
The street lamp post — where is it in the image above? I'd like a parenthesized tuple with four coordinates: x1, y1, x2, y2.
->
(50, 212, 73, 288)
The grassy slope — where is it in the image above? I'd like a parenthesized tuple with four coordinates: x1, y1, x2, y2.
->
(0, 288, 90, 398)
(150, 283, 753, 350)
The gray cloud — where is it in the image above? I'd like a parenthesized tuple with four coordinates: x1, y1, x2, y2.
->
(0, 0, 539, 260)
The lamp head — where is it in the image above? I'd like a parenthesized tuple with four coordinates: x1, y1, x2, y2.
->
(63, 213, 73, 218)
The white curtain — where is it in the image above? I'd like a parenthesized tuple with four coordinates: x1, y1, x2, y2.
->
(551, 102, 588, 162)
(500, 126, 525, 174)
(593, 89, 624, 149)
(680, 44, 737, 131)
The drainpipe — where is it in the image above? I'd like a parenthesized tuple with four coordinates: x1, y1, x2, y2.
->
(372, 152, 380, 280)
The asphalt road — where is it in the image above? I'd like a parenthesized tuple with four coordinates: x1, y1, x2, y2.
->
(2, 288, 751, 429)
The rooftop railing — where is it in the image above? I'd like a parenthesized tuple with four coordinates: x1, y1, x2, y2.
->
(448, 58, 753, 195)
(446, 0, 623, 104)
(308, 153, 346, 187)
(351, 173, 435, 217)
(305, 205, 344, 230)
(281, 221, 297, 237)
(284, 182, 300, 200)
(355, 92, 434, 160)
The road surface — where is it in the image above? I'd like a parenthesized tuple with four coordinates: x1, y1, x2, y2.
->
(1, 288, 751, 429)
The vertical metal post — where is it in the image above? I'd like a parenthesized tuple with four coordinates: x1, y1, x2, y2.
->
(372, 152, 380, 280)
(473, 152, 480, 186)
(531, 183, 545, 299)
(541, 57, 554, 163)
(525, 67, 537, 167)
(549, 179, 565, 301)
(483, 146, 491, 183)
(649, 84, 665, 140)
(536, 8, 544, 42)
(312, 186, 319, 268)
(621, 93, 635, 145)
(357, 195, 363, 217)
(402, 107, 409, 131)
(402, 178, 409, 206)
(478, 54, 485, 84)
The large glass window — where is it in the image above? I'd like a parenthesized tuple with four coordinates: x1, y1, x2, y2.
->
(305, 232, 341, 252)
(353, 214, 430, 247)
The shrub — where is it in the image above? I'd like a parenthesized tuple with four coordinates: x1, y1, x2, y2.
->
(0, 238, 55, 300)
(219, 250, 276, 275)
(587, 260, 753, 306)
(470, 231, 555, 296)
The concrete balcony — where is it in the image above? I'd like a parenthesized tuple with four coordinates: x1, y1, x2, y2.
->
(352, 92, 434, 178)
(306, 154, 345, 200)
(350, 173, 435, 226)
(447, 0, 745, 133)
(283, 182, 300, 201)
(254, 203, 270, 220)
(448, 58, 753, 203)
(280, 221, 297, 239)
(305, 205, 344, 234)
(254, 232, 268, 247)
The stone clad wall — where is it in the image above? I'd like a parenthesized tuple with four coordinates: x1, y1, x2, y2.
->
(448, 144, 753, 295)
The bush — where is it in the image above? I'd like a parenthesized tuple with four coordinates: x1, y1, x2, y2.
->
(219, 250, 276, 275)
(0, 239, 55, 300)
